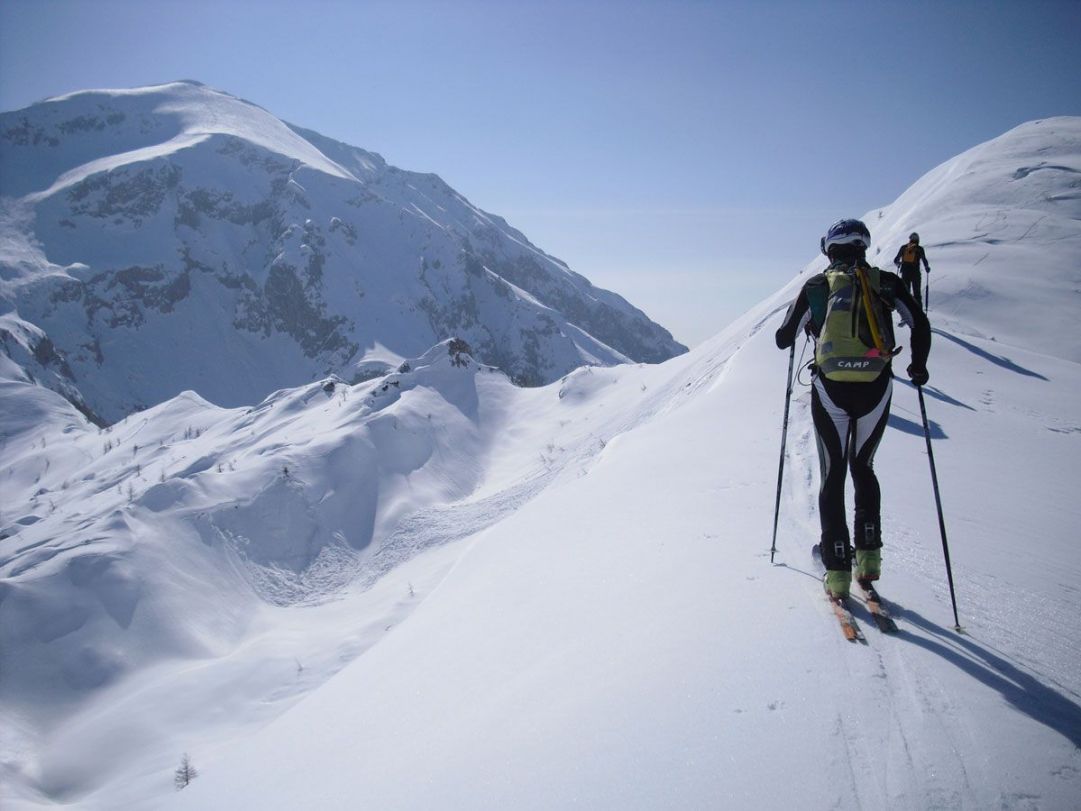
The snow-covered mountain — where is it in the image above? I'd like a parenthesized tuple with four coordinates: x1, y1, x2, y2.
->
(1, 118, 1079, 810)
(0, 81, 685, 424)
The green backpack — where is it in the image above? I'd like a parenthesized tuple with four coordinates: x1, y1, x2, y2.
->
(809, 263, 897, 383)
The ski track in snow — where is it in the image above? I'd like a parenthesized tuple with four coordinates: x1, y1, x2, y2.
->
(801, 561, 988, 810)
(779, 335, 1081, 808)
(797, 558, 979, 809)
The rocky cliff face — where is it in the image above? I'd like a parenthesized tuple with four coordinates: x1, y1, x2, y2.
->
(0, 81, 685, 423)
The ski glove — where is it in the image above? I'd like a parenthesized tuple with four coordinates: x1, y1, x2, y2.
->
(907, 364, 929, 386)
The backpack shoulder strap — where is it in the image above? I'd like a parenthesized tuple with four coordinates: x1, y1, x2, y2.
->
(865, 263, 882, 290)
(857, 264, 899, 357)
(804, 274, 829, 330)
(865, 265, 895, 305)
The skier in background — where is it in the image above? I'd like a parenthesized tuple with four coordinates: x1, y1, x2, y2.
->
(775, 219, 931, 600)
(893, 232, 931, 308)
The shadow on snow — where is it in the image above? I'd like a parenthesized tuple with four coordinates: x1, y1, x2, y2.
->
(931, 328, 1049, 381)
(901, 379, 977, 412)
(892, 606, 1081, 749)
(888, 412, 946, 439)
(774, 562, 1081, 750)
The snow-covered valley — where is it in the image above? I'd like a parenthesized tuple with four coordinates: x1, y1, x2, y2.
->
(2, 111, 1080, 809)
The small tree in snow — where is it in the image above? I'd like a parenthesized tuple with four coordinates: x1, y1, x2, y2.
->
(174, 753, 198, 790)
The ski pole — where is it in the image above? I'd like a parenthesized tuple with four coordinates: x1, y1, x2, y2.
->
(925, 273, 930, 311)
(917, 385, 962, 631)
(770, 342, 796, 563)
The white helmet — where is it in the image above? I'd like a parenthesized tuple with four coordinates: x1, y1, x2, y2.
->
(820, 219, 871, 256)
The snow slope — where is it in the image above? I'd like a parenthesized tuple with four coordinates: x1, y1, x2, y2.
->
(863, 117, 1081, 364)
(0, 81, 685, 423)
(2, 119, 1080, 809)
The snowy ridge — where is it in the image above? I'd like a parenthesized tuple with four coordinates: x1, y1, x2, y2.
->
(2, 120, 1081, 808)
(860, 117, 1081, 363)
(4, 81, 354, 199)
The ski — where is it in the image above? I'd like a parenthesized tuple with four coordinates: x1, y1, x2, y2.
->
(857, 581, 899, 633)
(827, 594, 865, 643)
(812, 547, 877, 640)
(811, 544, 869, 642)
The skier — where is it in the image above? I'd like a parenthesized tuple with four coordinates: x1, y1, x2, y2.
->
(893, 232, 931, 308)
(775, 219, 930, 600)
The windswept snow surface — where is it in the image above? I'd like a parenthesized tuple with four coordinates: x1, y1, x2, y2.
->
(2, 119, 1080, 810)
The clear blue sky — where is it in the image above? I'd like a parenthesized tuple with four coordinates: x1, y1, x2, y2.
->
(2, 0, 1079, 346)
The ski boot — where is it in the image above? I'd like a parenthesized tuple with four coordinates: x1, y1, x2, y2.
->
(823, 569, 852, 601)
(855, 549, 881, 591)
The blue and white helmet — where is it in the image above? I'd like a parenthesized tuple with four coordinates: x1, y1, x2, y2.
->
(820, 218, 871, 256)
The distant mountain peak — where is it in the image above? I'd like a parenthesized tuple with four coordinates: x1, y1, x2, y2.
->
(0, 82, 686, 423)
